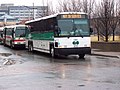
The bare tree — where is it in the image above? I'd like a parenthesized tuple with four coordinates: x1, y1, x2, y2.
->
(47, 1, 56, 15)
(37, 0, 54, 17)
(92, 0, 119, 42)
(81, 0, 95, 18)
(57, 0, 83, 12)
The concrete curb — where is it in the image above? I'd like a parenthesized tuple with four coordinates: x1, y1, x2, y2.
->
(91, 53, 120, 58)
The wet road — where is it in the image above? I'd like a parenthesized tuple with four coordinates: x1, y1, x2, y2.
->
(0, 45, 120, 90)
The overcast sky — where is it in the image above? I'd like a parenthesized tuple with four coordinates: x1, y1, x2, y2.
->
(0, 0, 57, 6)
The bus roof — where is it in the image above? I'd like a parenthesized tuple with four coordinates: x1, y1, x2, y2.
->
(4, 25, 27, 28)
(25, 12, 87, 24)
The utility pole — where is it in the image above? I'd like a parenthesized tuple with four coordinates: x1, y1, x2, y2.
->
(4, 14, 7, 26)
(33, 3, 35, 20)
(42, 0, 45, 16)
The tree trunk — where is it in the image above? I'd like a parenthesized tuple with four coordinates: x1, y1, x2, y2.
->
(113, 30, 115, 41)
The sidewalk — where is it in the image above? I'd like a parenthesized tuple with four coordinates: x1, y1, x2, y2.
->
(91, 49, 120, 58)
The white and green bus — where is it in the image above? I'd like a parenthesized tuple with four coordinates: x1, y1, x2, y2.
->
(3, 25, 30, 48)
(25, 12, 92, 58)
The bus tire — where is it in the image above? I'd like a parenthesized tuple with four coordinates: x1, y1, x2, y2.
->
(50, 47, 55, 57)
(79, 54, 85, 59)
(50, 47, 58, 58)
(3, 40, 6, 46)
(10, 41, 14, 49)
(28, 43, 33, 52)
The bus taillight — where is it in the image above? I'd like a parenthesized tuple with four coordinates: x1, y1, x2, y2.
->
(13, 40, 25, 42)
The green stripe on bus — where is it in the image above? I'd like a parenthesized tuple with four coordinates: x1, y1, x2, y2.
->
(31, 32, 54, 41)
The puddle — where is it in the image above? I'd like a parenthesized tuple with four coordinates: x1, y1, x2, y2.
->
(45, 76, 55, 79)
(0, 53, 12, 57)
(64, 63, 81, 65)
(2, 58, 24, 65)
(0, 53, 24, 66)
(78, 85, 85, 87)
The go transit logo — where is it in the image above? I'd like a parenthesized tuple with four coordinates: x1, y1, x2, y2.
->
(72, 39, 79, 47)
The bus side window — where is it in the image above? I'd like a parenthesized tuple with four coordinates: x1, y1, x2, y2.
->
(30, 26, 34, 32)
(50, 25, 54, 30)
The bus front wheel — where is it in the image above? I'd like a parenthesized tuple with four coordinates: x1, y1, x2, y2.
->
(28, 43, 33, 52)
(79, 54, 85, 59)
(10, 41, 14, 48)
(50, 47, 58, 58)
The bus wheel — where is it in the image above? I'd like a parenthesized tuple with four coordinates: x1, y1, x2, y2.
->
(79, 54, 85, 59)
(3, 40, 6, 46)
(50, 47, 55, 57)
(28, 44, 33, 52)
(10, 41, 14, 49)
(50, 47, 58, 58)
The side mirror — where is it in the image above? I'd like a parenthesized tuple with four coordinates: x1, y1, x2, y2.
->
(90, 28, 93, 34)
(4, 27, 7, 30)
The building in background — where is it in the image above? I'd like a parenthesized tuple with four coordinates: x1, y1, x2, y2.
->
(0, 14, 18, 27)
(9, 6, 48, 21)
(0, 3, 14, 16)
(0, 3, 48, 26)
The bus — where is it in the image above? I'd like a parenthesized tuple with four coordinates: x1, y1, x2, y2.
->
(0, 27, 3, 44)
(3, 25, 29, 48)
(25, 12, 92, 58)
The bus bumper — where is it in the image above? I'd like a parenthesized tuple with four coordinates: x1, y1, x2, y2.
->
(54, 47, 91, 56)
(13, 44, 26, 48)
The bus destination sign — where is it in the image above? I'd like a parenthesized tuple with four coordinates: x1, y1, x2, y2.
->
(62, 14, 86, 18)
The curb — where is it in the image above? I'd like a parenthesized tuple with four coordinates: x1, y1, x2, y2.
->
(91, 53, 119, 58)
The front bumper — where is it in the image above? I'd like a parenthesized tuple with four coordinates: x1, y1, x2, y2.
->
(54, 47, 91, 56)
(13, 44, 26, 48)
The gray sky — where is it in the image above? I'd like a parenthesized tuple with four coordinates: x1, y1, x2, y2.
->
(0, 0, 57, 6)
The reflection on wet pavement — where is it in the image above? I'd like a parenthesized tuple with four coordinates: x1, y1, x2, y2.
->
(0, 53, 12, 57)
(0, 52, 25, 66)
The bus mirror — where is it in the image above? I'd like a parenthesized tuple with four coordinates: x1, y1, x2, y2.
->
(4, 28, 7, 30)
(90, 28, 93, 34)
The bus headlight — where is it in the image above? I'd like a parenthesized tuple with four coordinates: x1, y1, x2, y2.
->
(58, 45, 67, 48)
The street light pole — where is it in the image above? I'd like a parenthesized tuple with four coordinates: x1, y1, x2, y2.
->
(33, 3, 35, 20)
(23, 5, 36, 20)
(4, 14, 7, 26)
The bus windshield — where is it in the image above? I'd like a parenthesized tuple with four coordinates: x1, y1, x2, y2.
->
(15, 27, 29, 37)
(58, 19, 90, 37)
